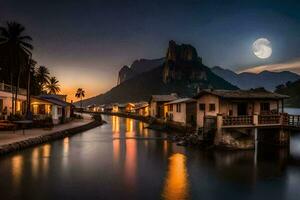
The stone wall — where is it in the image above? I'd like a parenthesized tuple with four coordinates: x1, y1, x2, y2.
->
(0, 120, 103, 156)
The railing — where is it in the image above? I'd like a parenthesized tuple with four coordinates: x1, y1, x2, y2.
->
(0, 83, 27, 96)
(287, 115, 300, 127)
(223, 115, 253, 126)
(258, 115, 281, 125)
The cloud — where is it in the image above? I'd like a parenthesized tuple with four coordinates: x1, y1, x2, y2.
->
(238, 58, 300, 74)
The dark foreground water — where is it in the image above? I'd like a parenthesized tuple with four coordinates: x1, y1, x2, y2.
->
(1, 113, 300, 200)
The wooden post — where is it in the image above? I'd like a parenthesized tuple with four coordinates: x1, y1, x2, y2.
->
(253, 114, 258, 126)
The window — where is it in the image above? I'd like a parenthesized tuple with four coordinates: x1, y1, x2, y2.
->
(0, 99, 3, 112)
(169, 104, 173, 111)
(199, 103, 205, 111)
(176, 104, 181, 112)
(209, 104, 215, 112)
(57, 107, 62, 115)
(260, 103, 270, 112)
(38, 104, 46, 114)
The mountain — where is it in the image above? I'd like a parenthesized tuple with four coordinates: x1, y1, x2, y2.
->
(211, 66, 300, 91)
(78, 41, 238, 106)
(275, 80, 300, 108)
(117, 58, 164, 84)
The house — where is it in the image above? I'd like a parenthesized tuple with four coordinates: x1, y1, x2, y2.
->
(165, 98, 197, 126)
(118, 104, 126, 113)
(149, 94, 178, 118)
(0, 82, 27, 119)
(112, 104, 119, 113)
(135, 102, 149, 116)
(31, 94, 72, 124)
(194, 89, 288, 128)
(125, 103, 136, 113)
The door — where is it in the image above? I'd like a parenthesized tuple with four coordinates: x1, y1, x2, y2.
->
(237, 102, 248, 116)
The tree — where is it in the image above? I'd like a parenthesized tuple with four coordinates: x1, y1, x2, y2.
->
(75, 88, 85, 109)
(36, 66, 50, 93)
(0, 21, 33, 114)
(45, 77, 60, 94)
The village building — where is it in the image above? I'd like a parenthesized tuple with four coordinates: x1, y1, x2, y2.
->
(134, 102, 149, 116)
(112, 104, 119, 113)
(164, 98, 197, 126)
(117, 104, 126, 113)
(31, 94, 72, 124)
(149, 94, 178, 118)
(194, 89, 289, 149)
(125, 103, 135, 113)
(0, 83, 27, 119)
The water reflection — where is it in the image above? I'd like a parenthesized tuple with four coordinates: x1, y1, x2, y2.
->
(113, 139, 120, 163)
(11, 155, 23, 187)
(31, 148, 39, 178)
(162, 153, 189, 200)
(112, 116, 120, 133)
(63, 137, 69, 155)
(42, 144, 51, 176)
(125, 139, 137, 187)
(126, 118, 134, 136)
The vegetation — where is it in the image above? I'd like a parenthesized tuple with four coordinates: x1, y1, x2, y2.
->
(0, 21, 62, 118)
(275, 79, 300, 108)
(75, 88, 85, 108)
(0, 21, 33, 114)
(45, 76, 60, 94)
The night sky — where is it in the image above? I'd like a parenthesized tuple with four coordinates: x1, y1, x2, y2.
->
(1, 0, 300, 100)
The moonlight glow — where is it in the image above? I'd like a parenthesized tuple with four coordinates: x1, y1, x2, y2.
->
(252, 38, 272, 59)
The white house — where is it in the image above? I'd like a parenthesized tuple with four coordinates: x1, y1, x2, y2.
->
(164, 98, 197, 126)
(0, 83, 27, 119)
(31, 94, 71, 124)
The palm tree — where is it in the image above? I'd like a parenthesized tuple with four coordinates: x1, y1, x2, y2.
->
(0, 21, 33, 114)
(36, 66, 50, 93)
(75, 88, 85, 109)
(45, 77, 60, 94)
(26, 58, 36, 118)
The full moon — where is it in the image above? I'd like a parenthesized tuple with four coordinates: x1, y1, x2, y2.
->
(252, 38, 272, 59)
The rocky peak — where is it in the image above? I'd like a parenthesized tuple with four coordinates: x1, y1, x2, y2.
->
(166, 40, 198, 62)
(118, 65, 132, 85)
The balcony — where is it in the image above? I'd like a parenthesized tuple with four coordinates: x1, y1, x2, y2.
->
(221, 114, 283, 128)
(0, 82, 27, 96)
(223, 115, 253, 126)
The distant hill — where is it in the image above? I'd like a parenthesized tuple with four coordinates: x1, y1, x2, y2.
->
(211, 66, 300, 91)
(275, 80, 300, 108)
(78, 41, 238, 107)
(117, 58, 164, 84)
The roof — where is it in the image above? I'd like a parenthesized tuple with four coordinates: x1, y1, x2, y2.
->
(135, 103, 149, 110)
(39, 94, 67, 101)
(194, 89, 289, 100)
(150, 94, 178, 102)
(165, 98, 196, 105)
(33, 95, 71, 107)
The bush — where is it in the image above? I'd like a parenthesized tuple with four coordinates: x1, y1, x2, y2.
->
(92, 114, 102, 122)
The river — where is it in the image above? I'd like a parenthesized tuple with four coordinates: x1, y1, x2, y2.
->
(0, 110, 300, 200)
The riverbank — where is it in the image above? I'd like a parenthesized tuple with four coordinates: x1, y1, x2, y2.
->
(0, 114, 104, 156)
(89, 111, 195, 134)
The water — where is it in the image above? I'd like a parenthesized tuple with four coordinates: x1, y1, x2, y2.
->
(0, 113, 300, 200)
